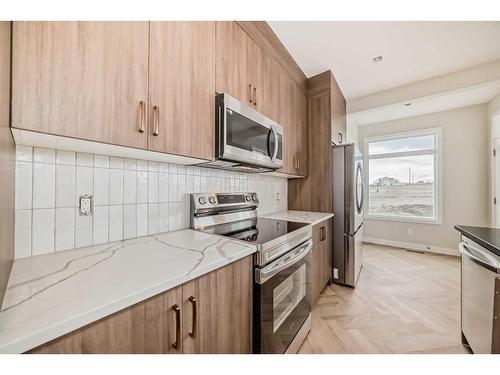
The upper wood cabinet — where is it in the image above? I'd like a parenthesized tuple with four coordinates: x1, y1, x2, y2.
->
(278, 69, 308, 176)
(216, 22, 278, 122)
(215, 22, 250, 103)
(248, 39, 279, 121)
(182, 255, 253, 354)
(331, 75, 346, 145)
(12, 21, 216, 161)
(12, 22, 150, 149)
(148, 22, 215, 160)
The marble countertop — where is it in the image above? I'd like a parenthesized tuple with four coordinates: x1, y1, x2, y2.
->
(260, 210, 334, 226)
(0, 230, 257, 353)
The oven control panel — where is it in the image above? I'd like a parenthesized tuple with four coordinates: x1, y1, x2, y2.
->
(191, 192, 259, 212)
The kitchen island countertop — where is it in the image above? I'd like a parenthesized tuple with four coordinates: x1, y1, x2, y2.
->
(455, 225, 500, 258)
(0, 229, 257, 353)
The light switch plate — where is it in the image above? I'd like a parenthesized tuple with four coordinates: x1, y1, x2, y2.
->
(79, 195, 93, 216)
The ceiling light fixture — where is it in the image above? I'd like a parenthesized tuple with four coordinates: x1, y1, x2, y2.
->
(372, 55, 383, 63)
(404, 102, 412, 106)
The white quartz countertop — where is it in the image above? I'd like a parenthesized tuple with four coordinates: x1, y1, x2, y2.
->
(0, 230, 257, 353)
(260, 210, 334, 226)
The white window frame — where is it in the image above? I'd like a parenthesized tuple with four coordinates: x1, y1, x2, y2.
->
(363, 127, 443, 224)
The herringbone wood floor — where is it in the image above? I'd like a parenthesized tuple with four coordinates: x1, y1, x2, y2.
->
(299, 243, 470, 354)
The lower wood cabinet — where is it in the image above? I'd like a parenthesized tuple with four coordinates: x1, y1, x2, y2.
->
(182, 255, 253, 354)
(29, 256, 253, 354)
(311, 219, 332, 303)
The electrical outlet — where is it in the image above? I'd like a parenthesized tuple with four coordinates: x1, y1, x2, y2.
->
(276, 192, 280, 202)
(79, 195, 93, 216)
(333, 268, 339, 279)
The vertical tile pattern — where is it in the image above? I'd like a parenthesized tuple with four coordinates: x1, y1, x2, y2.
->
(14, 146, 288, 258)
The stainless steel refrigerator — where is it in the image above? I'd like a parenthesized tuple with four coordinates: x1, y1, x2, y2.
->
(332, 143, 364, 287)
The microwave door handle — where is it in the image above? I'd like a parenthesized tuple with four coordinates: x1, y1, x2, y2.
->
(256, 240, 313, 284)
(271, 125, 278, 161)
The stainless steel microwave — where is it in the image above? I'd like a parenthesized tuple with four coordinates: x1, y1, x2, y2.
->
(202, 93, 284, 173)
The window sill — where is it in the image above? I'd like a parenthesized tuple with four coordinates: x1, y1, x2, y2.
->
(365, 215, 441, 225)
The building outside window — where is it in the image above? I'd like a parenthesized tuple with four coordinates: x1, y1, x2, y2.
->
(363, 127, 442, 224)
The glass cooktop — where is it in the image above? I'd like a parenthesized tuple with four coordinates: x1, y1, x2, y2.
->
(204, 217, 309, 245)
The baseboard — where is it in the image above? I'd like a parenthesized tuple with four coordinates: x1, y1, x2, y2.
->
(363, 237, 459, 257)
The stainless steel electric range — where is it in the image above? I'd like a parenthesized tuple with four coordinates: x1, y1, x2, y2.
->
(191, 192, 312, 354)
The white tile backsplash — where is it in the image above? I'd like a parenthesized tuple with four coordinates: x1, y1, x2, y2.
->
(33, 163, 55, 209)
(109, 169, 124, 205)
(56, 164, 76, 208)
(93, 206, 109, 245)
(14, 146, 287, 258)
(109, 205, 123, 242)
(15, 210, 32, 258)
(55, 207, 75, 251)
(32, 209, 55, 256)
(15, 161, 32, 210)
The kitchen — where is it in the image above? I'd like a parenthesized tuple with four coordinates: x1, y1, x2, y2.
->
(1, 1, 500, 372)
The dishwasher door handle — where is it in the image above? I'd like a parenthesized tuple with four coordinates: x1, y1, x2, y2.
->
(459, 242, 500, 273)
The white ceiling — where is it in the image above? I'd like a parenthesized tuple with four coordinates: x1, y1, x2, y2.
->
(269, 21, 500, 99)
(349, 80, 500, 126)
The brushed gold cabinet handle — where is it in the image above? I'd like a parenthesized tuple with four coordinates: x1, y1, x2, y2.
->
(297, 155, 300, 170)
(153, 105, 160, 136)
(253, 87, 257, 106)
(248, 84, 253, 104)
(172, 304, 181, 349)
(188, 296, 197, 338)
(138, 101, 145, 133)
(320, 226, 326, 241)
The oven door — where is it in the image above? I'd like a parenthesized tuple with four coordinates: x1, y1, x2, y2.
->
(217, 93, 283, 169)
(254, 239, 312, 354)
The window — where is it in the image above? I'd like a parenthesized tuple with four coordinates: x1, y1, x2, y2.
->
(364, 128, 442, 223)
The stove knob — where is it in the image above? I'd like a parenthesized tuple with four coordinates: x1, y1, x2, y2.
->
(251, 195, 257, 202)
(198, 196, 207, 205)
(208, 196, 217, 204)
(245, 195, 251, 202)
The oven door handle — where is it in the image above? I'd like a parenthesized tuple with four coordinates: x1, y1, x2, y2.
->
(256, 240, 313, 284)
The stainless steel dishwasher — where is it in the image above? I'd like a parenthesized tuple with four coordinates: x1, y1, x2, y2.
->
(459, 236, 500, 353)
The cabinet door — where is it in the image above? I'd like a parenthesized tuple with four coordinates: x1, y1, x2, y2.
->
(248, 39, 278, 121)
(278, 69, 297, 175)
(215, 22, 251, 104)
(182, 256, 253, 354)
(295, 87, 308, 177)
(331, 76, 346, 145)
(311, 219, 332, 304)
(29, 286, 183, 354)
(12, 22, 149, 149)
(149, 22, 215, 160)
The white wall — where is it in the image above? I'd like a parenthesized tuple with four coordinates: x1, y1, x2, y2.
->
(488, 92, 500, 224)
(14, 146, 288, 259)
(359, 104, 489, 252)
